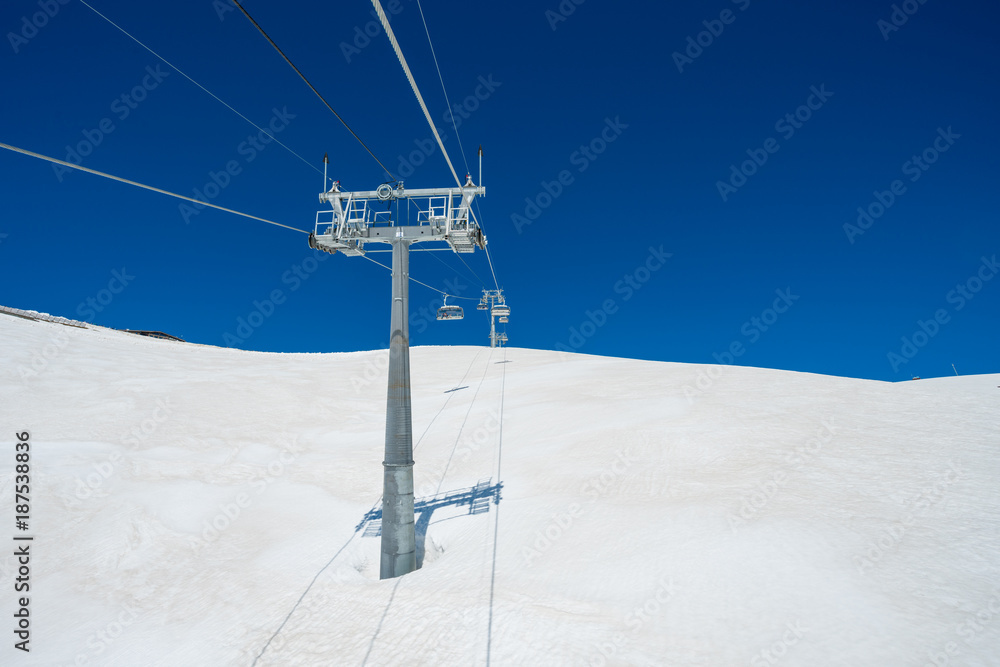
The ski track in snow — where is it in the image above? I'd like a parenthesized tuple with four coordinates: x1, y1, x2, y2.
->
(0, 312, 998, 666)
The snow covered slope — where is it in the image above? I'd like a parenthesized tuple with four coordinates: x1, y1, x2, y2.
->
(1, 312, 998, 666)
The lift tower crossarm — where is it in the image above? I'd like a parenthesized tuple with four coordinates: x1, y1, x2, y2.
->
(320, 184, 485, 201)
(311, 180, 487, 257)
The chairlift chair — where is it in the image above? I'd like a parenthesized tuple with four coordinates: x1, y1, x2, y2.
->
(437, 295, 464, 321)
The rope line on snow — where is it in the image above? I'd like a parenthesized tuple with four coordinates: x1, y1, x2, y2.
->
(357, 349, 485, 662)
(0, 142, 308, 234)
(250, 533, 359, 665)
(485, 345, 507, 666)
(361, 578, 403, 666)
(416, 350, 484, 450)
(231, 0, 396, 180)
(253, 349, 484, 663)
(78, 0, 323, 178)
(434, 348, 495, 495)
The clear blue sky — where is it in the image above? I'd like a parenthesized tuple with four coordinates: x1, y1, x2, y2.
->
(1, 0, 997, 381)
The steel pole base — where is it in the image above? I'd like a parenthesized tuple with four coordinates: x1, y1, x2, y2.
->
(380, 462, 416, 579)
(380, 237, 416, 580)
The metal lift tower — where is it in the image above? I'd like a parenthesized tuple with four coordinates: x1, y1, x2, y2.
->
(309, 175, 486, 579)
(478, 289, 510, 348)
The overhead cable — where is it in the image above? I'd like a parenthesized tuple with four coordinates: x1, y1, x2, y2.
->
(78, 0, 322, 177)
(231, 0, 396, 180)
(369, 0, 461, 186)
(414, 0, 471, 177)
(0, 142, 308, 234)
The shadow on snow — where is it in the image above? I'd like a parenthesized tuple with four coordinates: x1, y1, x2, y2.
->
(356, 478, 503, 568)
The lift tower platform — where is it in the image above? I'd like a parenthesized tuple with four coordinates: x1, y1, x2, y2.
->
(478, 289, 509, 348)
(310, 176, 486, 579)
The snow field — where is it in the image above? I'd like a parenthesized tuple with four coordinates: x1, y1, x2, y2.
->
(0, 313, 998, 665)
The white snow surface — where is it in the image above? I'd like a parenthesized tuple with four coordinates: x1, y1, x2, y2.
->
(1, 312, 999, 666)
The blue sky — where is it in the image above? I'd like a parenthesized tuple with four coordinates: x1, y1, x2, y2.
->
(1, 0, 997, 381)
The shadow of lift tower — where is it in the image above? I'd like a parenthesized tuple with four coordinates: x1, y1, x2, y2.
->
(357, 479, 503, 567)
(309, 169, 487, 580)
